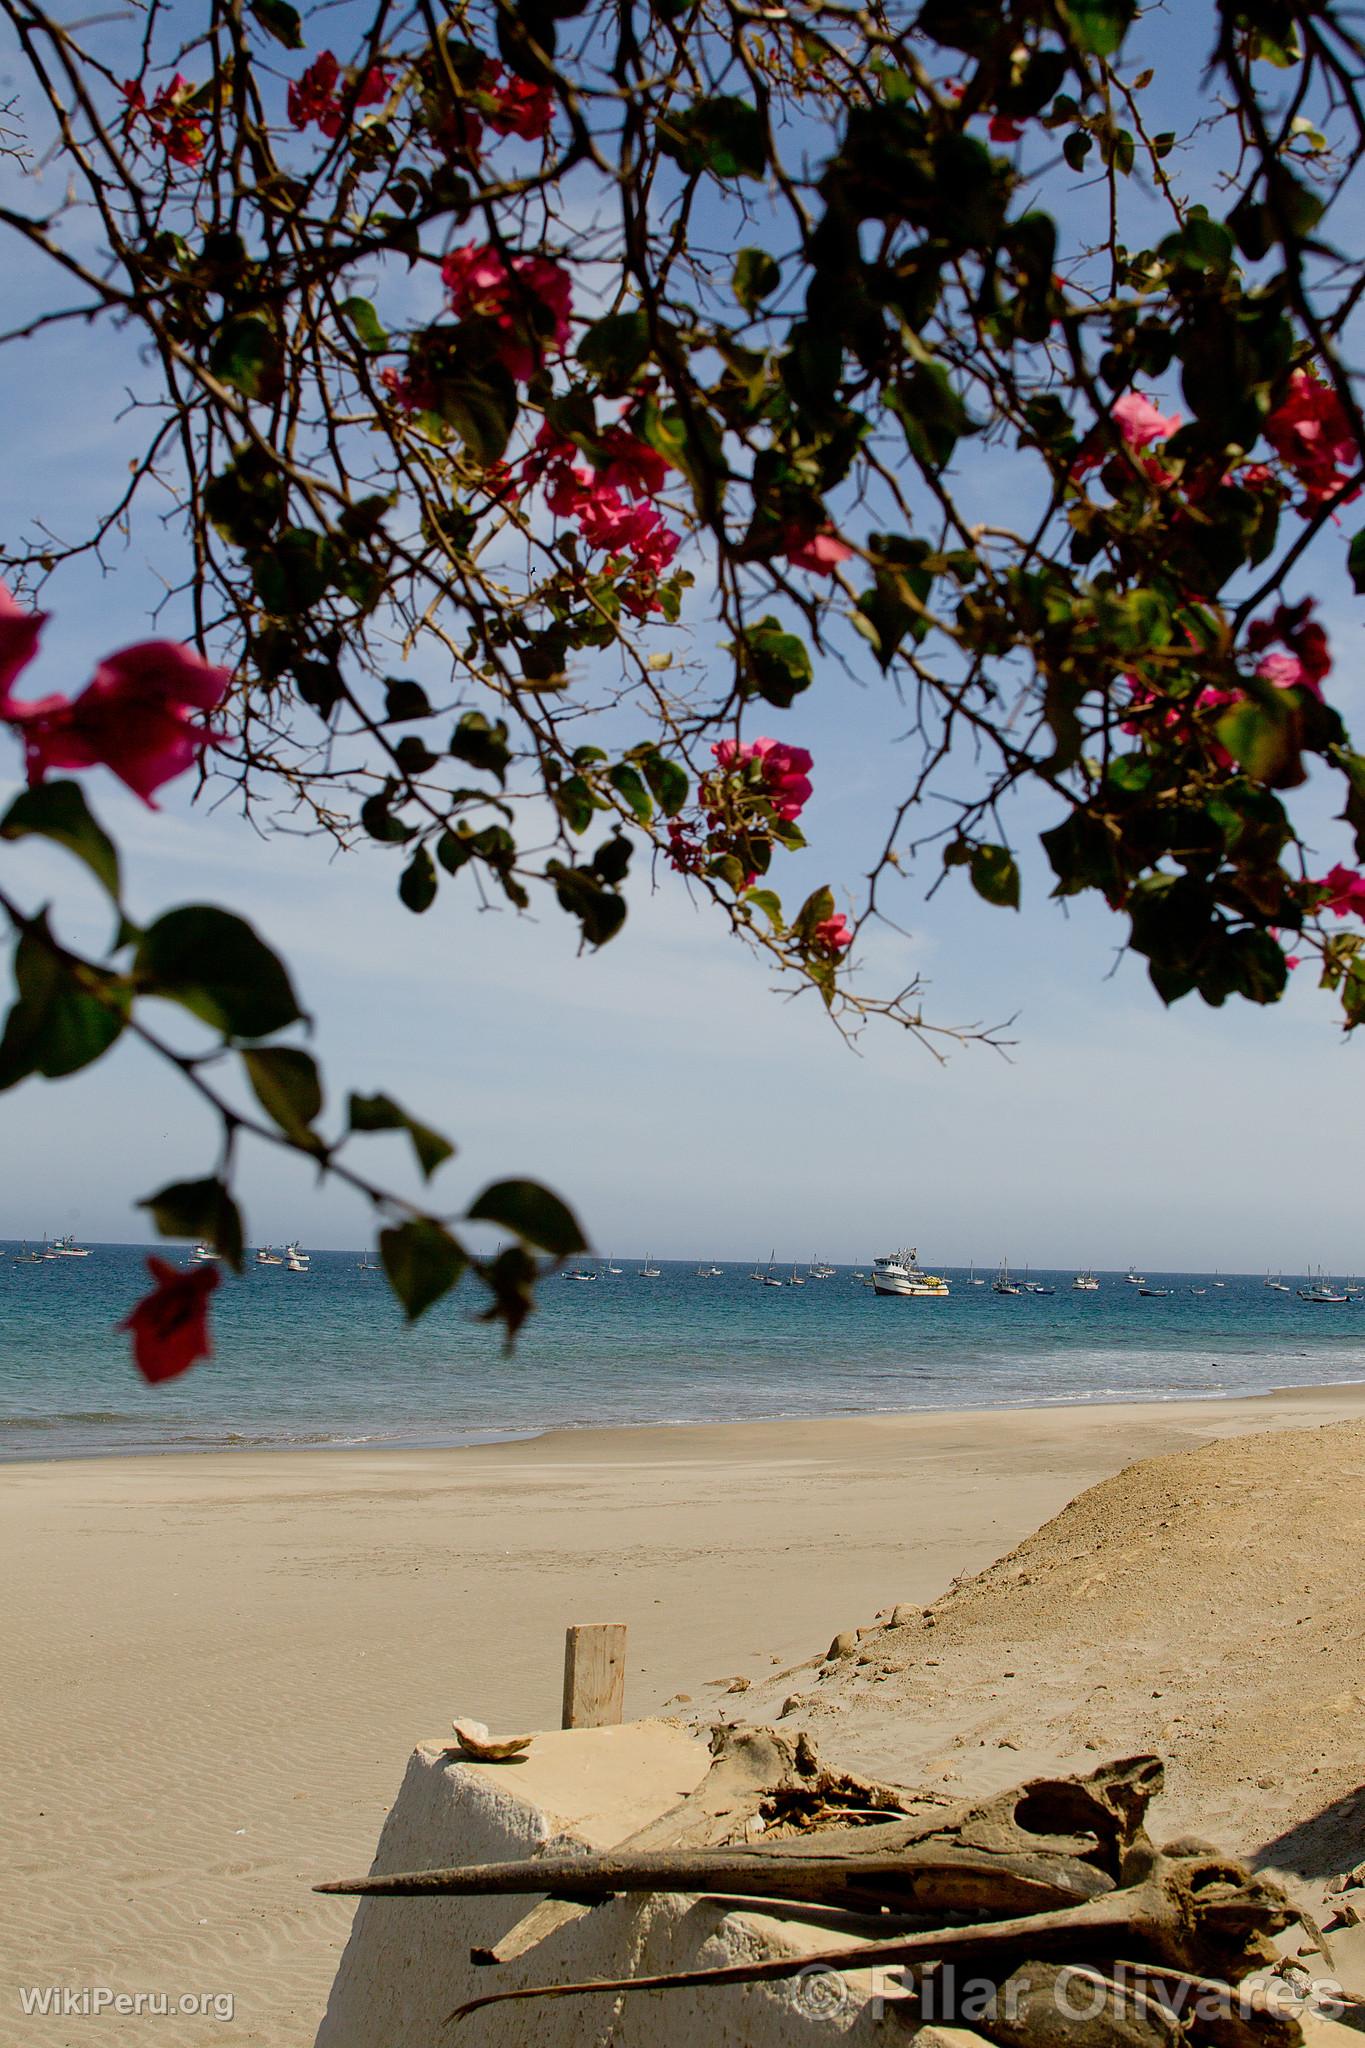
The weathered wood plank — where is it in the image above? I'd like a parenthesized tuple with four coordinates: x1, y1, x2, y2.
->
(561, 1622, 627, 1729)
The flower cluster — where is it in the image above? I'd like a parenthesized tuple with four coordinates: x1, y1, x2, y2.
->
(1264, 369, 1360, 511)
(710, 736, 814, 821)
(441, 243, 572, 383)
(288, 51, 390, 137)
(1246, 599, 1331, 698)
(0, 583, 230, 806)
(809, 911, 853, 955)
(482, 69, 554, 142)
(519, 426, 679, 611)
(1074, 391, 1182, 482)
(120, 75, 206, 167)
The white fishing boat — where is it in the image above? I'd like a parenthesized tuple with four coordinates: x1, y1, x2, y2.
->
(569, 1264, 598, 1281)
(256, 1246, 284, 1266)
(967, 1261, 986, 1286)
(992, 1258, 1021, 1297)
(871, 1249, 950, 1298)
(1138, 1285, 1171, 1297)
(639, 1255, 661, 1278)
(48, 1233, 91, 1258)
(789, 1262, 806, 1287)
(189, 1243, 219, 1264)
(1124, 1267, 1145, 1286)
(607, 1257, 622, 1273)
(1263, 1271, 1291, 1292)
(284, 1240, 310, 1272)
(1072, 1270, 1099, 1290)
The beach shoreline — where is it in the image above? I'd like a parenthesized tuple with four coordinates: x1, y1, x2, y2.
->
(5, 1379, 1365, 2044)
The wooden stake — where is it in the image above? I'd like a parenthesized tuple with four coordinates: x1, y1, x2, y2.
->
(561, 1622, 627, 1728)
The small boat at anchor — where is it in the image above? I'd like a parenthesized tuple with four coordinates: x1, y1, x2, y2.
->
(871, 1249, 950, 1298)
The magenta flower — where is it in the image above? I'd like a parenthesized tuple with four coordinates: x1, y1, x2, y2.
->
(1312, 865, 1365, 918)
(712, 735, 814, 821)
(1111, 391, 1182, 450)
(1246, 599, 1331, 698)
(442, 243, 572, 382)
(1265, 369, 1360, 510)
(0, 597, 230, 806)
(810, 911, 853, 955)
(783, 528, 853, 576)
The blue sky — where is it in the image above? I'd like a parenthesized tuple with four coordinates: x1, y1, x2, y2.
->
(1, 6, 1363, 1271)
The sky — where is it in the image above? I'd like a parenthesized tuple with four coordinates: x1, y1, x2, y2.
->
(1, 6, 1363, 1273)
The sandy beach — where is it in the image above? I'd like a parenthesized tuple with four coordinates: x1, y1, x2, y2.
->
(4, 1379, 1365, 2044)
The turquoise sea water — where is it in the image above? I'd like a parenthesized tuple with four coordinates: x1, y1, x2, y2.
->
(2, 1245, 1364, 1460)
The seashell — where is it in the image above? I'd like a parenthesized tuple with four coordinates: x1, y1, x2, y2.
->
(447, 1717, 533, 1762)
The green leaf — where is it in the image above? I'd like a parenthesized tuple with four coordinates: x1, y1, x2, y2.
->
(242, 1046, 323, 1146)
(888, 362, 974, 470)
(608, 762, 653, 823)
(577, 312, 652, 385)
(657, 95, 766, 180)
(733, 247, 781, 315)
(791, 884, 835, 941)
(248, 0, 302, 45)
(0, 781, 120, 901)
(209, 316, 282, 403)
(340, 296, 389, 354)
(399, 846, 438, 913)
(139, 1176, 244, 1270)
(637, 749, 688, 816)
(1349, 530, 1365, 596)
(742, 886, 784, 931)
(348, 1092, 454, 1180)
(466, 1178, 587, 1255)
(738, 616, 813, 707)
(135, 907, 303, 1039)
(379, 1218, 467, 1321)
(1216, 696, 1303, 789)
(969, 843, 1020, 910)
(434, 364, 518, 465)
(449, 711, 511, 782)
(252, 529, 333, 616)
(385, 679, 431, 723)
(1063, 0, 1136, 57)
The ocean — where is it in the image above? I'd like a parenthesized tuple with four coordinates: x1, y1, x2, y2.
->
(2, 1245, 1363, 1461)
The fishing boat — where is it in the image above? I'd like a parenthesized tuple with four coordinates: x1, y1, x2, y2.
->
(606, 1257, 622, 1274)
(47, 1233, 91, 1258)
(189, 1242, 219, 1264)
(1025, 1281, 1056, 1296)
(639, 1255, 661, 1278)
(256, 1246, 284, 1266)
(1138, 1285, 1171, 1297)
(967, 1261, 987, 1287)
(1125, 1267, 1145, 1286)
(569, 1264, 598, 1281)
(1072, 1270, 1099, 1290)
(871, 1249, 950, 1298)
(356, 1254, 377, 1273)
(1263, 1271, 1291, 1293)
(1189, 1286, 1207, 1296)
(762, 1248, 784, 1288)
(13, 1243, 42, 1264)
(1213, 1271, 1226, 1287)
(1298, 1268, 1348, 1303)
(810, 1256, 835, 1279)
(284, 1240, 310, 1272)
(992, 1258, 1021, 1296)
(789, 1262, 806, 1287)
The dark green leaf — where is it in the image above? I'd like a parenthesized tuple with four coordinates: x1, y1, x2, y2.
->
(139, 1176, 244, 1270)
(379, 1218, 467, 1320)
(385, 679, 432, 722)
(1, 781, 120, 901)
(738, 616, 813, 706)
(1064, 0, 1136, 56)
(252, 529, 332, 616)
(608, 762, 652, 823)
(248, 0, 303, 46)
(1350, 530, 1365, 596)
(209, 316, 282, 403)
(348, 1091, 454, 1179)
(466, 1177, 586, 1255)
(969, 843, 1021, 909)
(657, 95, 766, 180)
(577, 312, 652, 385)
(243, 1046, 323, 1145)
(399, 846, 438, 913)
(449, 711, 511, 782)
(733, 247, 781, 314)
(135, 907, 303, 1039)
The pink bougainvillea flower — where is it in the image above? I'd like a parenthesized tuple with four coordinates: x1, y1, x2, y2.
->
(1246, 598, 1331, 698)
(288, 52, 389, 138)
(1111, 391, 1183, 450)
(1312, 864, 1365, 918)
(0, 582, 48, 711)
(3, 638, 231, 806)
(810, 911, 854, 954)
(595, 427, 670, 501)
(485, 71, 555, 141)
(121, 1257, 219, 1384)
(121, 74, 206, 166)
(712, 735, 814, 821)
(783, 527, 853, 575)
(442, 243, 572, 381)
(1265, 368, 1361, 510)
